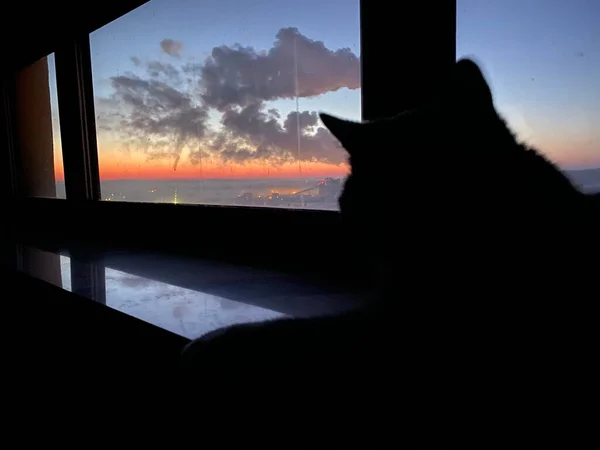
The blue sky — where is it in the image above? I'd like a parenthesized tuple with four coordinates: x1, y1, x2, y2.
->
(89, 0, 362, 121)
(457, 0, 599, 168)
(48, 0, 599, 172)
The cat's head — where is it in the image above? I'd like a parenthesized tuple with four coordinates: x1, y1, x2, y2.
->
(320, 59, 503, 242)
(319, 58, 577, 268)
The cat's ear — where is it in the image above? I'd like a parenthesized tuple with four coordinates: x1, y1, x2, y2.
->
(451, 58, 494, 111)
(319, 113, 362, 147)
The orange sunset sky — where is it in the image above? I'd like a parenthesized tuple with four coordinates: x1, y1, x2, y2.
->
(52, 141, 350, 181)
(51, 130, 598, 183)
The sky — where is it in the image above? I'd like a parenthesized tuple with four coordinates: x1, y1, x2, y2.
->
(457, 0, 600, 170)
(49, 0, 599, 181)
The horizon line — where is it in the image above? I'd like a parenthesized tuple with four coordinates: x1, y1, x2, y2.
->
(55, 175, 346, 183)
(54, 165, 600, 182)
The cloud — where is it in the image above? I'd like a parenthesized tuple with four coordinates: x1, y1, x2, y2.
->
(98, 28, 359, 169)
(108, 73, 209, 169)
(160, 39, 183, 57)
(214, 104, 343, 165)
(197, 27, 360, 110)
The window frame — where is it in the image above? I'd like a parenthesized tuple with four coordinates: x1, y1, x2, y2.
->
(4, 0, 457, 285)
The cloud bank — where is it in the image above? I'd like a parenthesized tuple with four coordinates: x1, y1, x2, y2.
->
(97, 27, 360, 170)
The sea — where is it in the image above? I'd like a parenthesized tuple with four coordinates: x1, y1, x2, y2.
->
(53, 167, 600, 209)
(55, 177, 343, 211)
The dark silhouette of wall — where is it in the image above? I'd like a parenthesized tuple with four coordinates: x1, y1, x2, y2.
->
(1, 1, 149, 74)
(1, 265, 188, 446)
(14, 57, 56, 198)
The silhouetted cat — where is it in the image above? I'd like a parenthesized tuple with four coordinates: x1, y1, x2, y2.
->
(321, 58, 598, 312)
(178, 59, 598, 447)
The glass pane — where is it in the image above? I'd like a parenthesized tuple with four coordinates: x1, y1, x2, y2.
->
(90, 0, 361, 210)
(14, 53, 65, 198)
(457, 0, 600, 193)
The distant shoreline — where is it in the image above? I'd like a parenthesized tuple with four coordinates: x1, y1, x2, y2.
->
(56, 176, 343, 183)
(55, 166, 600, 184)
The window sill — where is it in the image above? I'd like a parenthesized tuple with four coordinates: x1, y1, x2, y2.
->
(6, 242, 366, 340)
(9, 197, 376, 289)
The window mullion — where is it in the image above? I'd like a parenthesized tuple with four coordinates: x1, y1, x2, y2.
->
(55, 35, 101, 202)
(360, 0, 456, 120)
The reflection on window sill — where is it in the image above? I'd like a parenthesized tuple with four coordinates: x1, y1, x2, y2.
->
(16, 247, 362, 339)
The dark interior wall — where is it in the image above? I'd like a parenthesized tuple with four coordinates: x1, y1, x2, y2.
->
(1, 1, 150, 74)
(13, 57, 56, 197)
(1, 265, 188, 445)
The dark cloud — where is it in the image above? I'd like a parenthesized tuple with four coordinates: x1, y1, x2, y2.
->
(108, 74, 209, 169)
(160, 39, 183, 57)
(94, 97, 125, 132)
(98, 28, 358, 169)
(215, 104, 343, 164)
(147, 61, 179, 80)
(199, 27, 360, 110)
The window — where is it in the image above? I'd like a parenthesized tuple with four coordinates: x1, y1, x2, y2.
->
(14, 53, 65, 198)
(5, 2, 455, 277)
(89, 0, 361, 210)
(457, 0, 600, 193)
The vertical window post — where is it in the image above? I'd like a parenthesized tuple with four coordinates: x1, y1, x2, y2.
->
(70, 257, 106, 305)
(361, 0, 456, 120)
(0, 76, 18, 199)
(55, 36, 106, 302)
(55, 36, 101, 201)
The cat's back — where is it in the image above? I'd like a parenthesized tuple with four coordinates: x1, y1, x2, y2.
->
(180, 307, 380, 379)
(176, 302, 539, 446)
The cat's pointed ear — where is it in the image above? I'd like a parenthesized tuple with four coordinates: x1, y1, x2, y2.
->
(319, 112, 362, 146)
(451, 58, 494, 111)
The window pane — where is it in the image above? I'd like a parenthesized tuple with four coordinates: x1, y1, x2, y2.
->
(457, 0, 600, 193)
(14, 53, 65, 198)
(90, 0, 360, 210)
